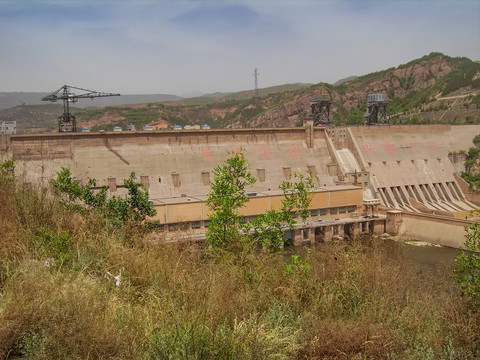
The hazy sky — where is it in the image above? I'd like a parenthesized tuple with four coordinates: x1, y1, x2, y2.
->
(1, 0, 479, 96)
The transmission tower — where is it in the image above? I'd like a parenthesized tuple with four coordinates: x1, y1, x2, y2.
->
(253, 68, 259, 97)
(42, 85, 120, 132)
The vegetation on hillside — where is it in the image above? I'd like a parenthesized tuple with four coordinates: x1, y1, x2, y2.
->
(461, 134, 480, 189)
(440, 59, 480, 95)
(0, 104, 65, 133)
(1, 157, 480, 358)
(2, 52, 480, 132)
(454, 210, 480, 311)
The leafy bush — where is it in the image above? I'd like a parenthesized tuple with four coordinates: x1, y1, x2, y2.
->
(454, 210, 480, 311)
(465, 147, 480, 171)
(473, 134, 480, 146)
(52, 168, 156, 226)
(35, 227, 73, 268)
(461, 171, 480, 190)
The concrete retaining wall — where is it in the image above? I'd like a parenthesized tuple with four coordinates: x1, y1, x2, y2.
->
(398, 212, 474, 248)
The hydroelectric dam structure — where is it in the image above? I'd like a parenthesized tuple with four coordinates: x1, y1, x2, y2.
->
(1, 123, 479, 248)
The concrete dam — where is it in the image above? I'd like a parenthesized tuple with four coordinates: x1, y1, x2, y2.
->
(1, 123, 479, 247)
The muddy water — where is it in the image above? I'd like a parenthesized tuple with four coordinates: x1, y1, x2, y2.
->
(394, 240, 459, 270)
(289, 237, 460, 278)
(380, 238, 461, 282)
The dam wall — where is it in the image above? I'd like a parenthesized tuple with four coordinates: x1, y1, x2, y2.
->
(4, 124, 480, 204)
(348, 124, 480, 213)
(5, 127, 337, 199)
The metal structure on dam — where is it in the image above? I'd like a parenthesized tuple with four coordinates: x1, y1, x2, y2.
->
(1, 123, 479, 248)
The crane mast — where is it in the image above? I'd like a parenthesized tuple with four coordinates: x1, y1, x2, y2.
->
(41, 85, 120, 132)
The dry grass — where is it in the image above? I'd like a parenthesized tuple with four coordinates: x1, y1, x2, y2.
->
(0, 172, 479, 359)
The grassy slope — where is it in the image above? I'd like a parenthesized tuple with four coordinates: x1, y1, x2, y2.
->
(0, 167, 479, 359)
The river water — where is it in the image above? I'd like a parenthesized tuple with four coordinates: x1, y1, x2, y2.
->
(288, 236, 460, 279)
(394, 240, 459, 270)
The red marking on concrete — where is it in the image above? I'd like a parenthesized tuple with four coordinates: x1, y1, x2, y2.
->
(200, 146, 213, 162)
(259, 145, 272, 160)
(426, 140, 438, 149)
(361, 141, 375, 154)
(384, 140, 397, 155)
(288, 144, 302, 159)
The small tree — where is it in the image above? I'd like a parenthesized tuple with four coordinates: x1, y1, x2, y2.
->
(206, 153, 315, 252)
(249, 172, 315, 251)
(52, 168, 156, 226)
(106, 172, 156, 225)
(52, 168, 107, 207)
(280, 171, 316, 223)
(51, 167, 83, 202)
(206, 151, 256, 249)
(454, 210, 480, 311)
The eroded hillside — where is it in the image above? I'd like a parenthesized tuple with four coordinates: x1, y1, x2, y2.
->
(2, 52, 480, 133)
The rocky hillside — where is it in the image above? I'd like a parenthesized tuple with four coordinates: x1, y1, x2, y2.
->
(2, 52, 480, 133)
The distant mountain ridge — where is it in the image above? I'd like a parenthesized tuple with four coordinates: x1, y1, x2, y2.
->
(333, 76, 357, 86)
(2, 52, 480, 133)
(0, 83, 312, 111)
(0, 93, 183, 110)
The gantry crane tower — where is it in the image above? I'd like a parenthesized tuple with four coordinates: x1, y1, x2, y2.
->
(42, 85, 120, 132)
(365, 93, 388, 126)
(310, 93, 331, 126)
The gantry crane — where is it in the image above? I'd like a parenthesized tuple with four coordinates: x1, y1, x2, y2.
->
(310, 93, 331, 126)
(42, 85, 120, 132)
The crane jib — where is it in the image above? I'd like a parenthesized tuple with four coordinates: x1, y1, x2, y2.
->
(41, 84, 120, 133)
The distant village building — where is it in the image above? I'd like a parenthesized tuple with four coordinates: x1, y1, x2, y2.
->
(143, 125, 153, 131)
(183, 124, 201, 130)
(81, 127, 91, 133)
(0, 121, 16, 134)
(173, 124, 183, 131)
(113, 126, 123, 132)
(127, 124, 136, 131)
(145, 120, 169, 130)
(201, 124, 211, 130)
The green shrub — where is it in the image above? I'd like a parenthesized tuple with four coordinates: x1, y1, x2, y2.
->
(454, 210, 480, 311)
(52, 168, 156, 226)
